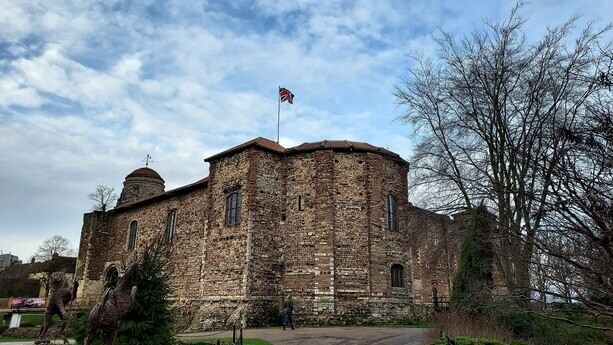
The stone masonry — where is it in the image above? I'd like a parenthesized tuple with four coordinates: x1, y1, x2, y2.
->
(75, 137, 445, 331)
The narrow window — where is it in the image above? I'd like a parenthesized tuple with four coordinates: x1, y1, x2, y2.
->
(297, 195, 304, 211)
(166, 209, 177, 243)
(386, 194, 398, 231)
(225, 192, 241, 225)
(391, 264, 404, 287)
(128, 220, 137, 250)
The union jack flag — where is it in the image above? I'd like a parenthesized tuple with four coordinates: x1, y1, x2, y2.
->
(279, 87, 294, 104)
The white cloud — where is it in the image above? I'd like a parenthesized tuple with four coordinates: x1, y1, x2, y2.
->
(6, 44, 126, 107)
(112, 54, 143, 82)
(0, 79, 44, 108)
(0, 0, 611, 260)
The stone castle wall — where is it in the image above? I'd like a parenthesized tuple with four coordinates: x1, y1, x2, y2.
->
(188, 148, 286, 330)
(408, 207, 459, 304)
(278, 150, 414, 325)
(117, 176, 165, 206)
(76, 143, 436, 330)
(75, 187, 207, 309)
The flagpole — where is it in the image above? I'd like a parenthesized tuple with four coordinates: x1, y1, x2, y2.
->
(277, 85, 281, 143)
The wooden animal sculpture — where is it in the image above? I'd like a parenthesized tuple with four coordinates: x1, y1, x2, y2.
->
(85, 262, 139, 345)
(37, 270, 79, 344)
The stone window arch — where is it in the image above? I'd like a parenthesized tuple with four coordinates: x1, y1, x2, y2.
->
(391, 264, 404, 287)
(105, 265, 119, 289)
(166, 209, 177, 243)
(128, 220, 138, 250)
(225, 192, 241, 225)
(386, 194, 398, 231)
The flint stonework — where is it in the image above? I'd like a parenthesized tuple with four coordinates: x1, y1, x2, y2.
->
(75, 138, 463, 330)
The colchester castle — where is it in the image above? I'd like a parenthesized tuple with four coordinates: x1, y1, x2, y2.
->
(75, 137, 465, 330)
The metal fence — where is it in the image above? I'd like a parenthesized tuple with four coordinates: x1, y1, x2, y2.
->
(433, 296, 450, 309)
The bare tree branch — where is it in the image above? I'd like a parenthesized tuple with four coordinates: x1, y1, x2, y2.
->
(34, 235, 75, 261)
(395, 3, 612, 318)
(89, 185, 118, 212)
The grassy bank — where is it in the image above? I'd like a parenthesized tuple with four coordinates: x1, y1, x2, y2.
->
(423, 310, 613, 345)
(0, 336, 36, 342)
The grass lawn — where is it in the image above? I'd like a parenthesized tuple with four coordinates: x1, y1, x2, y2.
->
(12, 313, 61, 327)
(0, 336, 36, 342)
(382, 320, 432, 328)
(179, 338, 273, 345)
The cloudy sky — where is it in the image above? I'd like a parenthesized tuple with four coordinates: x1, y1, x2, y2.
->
(0, 0, 610, 261)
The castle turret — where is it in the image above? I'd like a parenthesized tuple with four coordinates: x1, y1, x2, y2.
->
(116, 167, 165, 207)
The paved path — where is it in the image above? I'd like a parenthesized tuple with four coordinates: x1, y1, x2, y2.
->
(1, 327, 427, 345)
(178, 327, 428, 345)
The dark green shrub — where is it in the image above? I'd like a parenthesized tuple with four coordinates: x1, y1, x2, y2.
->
(431, 336, 508, 345)
(116, 238, 176, 345)
(431, 336, 534, 345)
(68, 310, 104, 345)
(497, 311, 612, 345)
(69, 239, 176, 345)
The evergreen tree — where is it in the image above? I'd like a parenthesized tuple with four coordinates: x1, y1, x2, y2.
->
(450, 204, 495, 315)
(117, 238, 175, 345)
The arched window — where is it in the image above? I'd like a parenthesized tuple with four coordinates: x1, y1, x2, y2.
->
(386, 194, 398, 231)
(128, 220, 137, 250)
(105, 266, 119, 289)
(166, 209, 177, 243)
(226, 192, 241, 225)
(391, 264, 404, 287)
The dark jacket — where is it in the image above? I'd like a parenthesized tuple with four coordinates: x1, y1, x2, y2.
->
(283, 298, 293, 312)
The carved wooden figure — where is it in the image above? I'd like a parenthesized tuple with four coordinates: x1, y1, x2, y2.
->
(37, 270, 78, 344)
(85, 262, 138, 345)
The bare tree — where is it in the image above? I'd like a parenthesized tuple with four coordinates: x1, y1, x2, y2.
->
(34, 235, 75, 262)
(32, 235, 76, 296)
(535, 92, 613, 322)
(89, 185, 118, 212)
(395, 2, 611, 310)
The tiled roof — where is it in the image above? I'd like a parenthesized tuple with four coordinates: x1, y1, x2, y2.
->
(408, 204, 450, 219)
(112, 177, 209, 211)
(111, 138, 406, 212)
(287, 140, 407, 163)
(0, 255, 77, 278)
(205, 137, 406, 163)
(205, 137, 286, 162)
(0, 263, 28, 279)
(127, 167, 164, 181)
(30, 256, 77, 274)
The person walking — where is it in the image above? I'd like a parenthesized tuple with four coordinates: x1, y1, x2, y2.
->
(282, 294, 294, 330)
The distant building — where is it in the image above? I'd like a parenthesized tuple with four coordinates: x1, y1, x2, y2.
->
(0, 253, 76, 298)
(0, 254, 22, 272)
